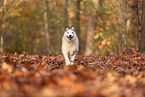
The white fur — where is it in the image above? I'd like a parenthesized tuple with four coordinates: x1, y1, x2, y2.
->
(62, 27, 79, 66)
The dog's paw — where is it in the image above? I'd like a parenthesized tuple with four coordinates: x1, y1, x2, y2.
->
(66, 61, 71, 66)
(70, 61, 74, 65)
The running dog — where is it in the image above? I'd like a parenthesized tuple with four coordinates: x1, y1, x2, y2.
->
(62, 27, 79, 66)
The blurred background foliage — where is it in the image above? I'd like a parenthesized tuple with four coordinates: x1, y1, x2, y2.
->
(0, 0, 143, 55)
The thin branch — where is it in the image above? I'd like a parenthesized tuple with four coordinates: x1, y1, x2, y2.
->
(136, 0, 141, 26)
(133, 50, 145, 56)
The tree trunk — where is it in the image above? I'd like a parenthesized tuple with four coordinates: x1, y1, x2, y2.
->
(118, 0, 127, 53)
(43, 0, 50, 54)
(139, 0, 145, 52)
(68, 0, 74, 27)
(76, 0, 81, 53)
(84, 0, 99, 56)
(64, 0, 68, 28)
(0, 0, 7, 53)
(0, 34, 3, 53)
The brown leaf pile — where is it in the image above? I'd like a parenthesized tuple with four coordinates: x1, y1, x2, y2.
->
(0, 51, 145, 97)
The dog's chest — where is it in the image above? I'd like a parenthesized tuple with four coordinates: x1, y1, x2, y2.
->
(63, 40, 77, 52)
(66, 42, 76, 51)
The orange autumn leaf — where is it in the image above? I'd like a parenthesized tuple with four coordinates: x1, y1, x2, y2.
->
(68, 12, 75, 18)
(107, 72, 117, 82)
(79, 11, 83, 14)
(99, 32, 103, 37)
(52, 2, 56, 5)
(98, 45, 103, 48)
(38, 62, 46, 72)
(122, 28, 125, 32)
(100, 28, 104, 32)
(86, 35, 90, 39)
(0, 9, 2, 12)
(107, 41, 111, 45)
(102, 40, 106, 45)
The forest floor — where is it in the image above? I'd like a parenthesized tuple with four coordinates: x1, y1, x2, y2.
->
(0, 51, 145, 97)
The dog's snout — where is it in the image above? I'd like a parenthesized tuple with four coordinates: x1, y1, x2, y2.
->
(67, 34, 74, 40)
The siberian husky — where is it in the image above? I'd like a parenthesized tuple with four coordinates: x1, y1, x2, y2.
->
(62, 27, 79, 66)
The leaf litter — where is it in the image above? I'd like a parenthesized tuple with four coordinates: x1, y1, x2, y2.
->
(0, 51, 145, 97)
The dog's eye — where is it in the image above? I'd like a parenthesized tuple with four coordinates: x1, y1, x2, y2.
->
(67, 32, 69, 33)
(72, 32, 73, 33)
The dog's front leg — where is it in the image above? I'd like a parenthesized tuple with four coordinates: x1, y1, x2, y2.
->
(70, 51, 77, 65)
(63, 52, 71, 66)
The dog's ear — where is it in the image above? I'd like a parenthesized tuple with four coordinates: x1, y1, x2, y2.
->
(71, 27, 76, 32)
(71, 27, 74, 30)
(66, 28, 68, 30)
(65, 28, 68, 32)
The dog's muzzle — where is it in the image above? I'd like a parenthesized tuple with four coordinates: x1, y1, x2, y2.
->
(67, 35, 74, 40)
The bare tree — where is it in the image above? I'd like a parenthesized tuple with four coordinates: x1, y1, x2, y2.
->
(0, 34, 3, 53)
(139, 0, 145, 52)
(118, 0, 128, 54)
(76, 0, 81, 53)
(0, 0, 7, 53)
(43, 0, 50, 54)
(68, 0, 74, 27)
(64, 0, 68, 28)
(84, 0, 99, 56)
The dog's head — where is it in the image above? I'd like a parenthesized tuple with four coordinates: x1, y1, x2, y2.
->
(64, 27, 76, 41)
